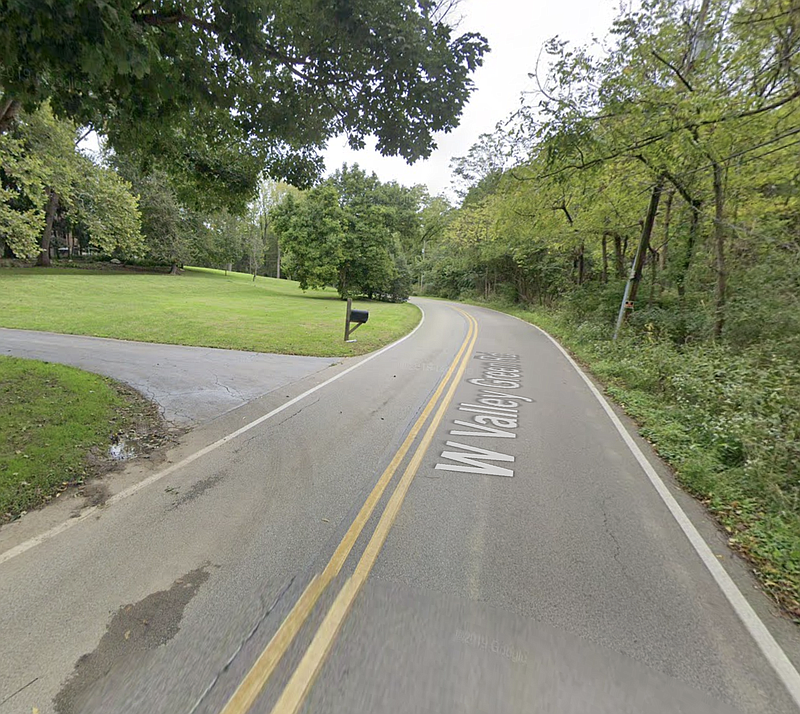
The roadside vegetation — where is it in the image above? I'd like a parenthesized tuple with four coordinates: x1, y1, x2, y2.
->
(0, 267, 420, 357)
(475, 302, 800, 619)
(0, 356, 165, 522)
(2, 0, 797, 619)
(419, 0, 800, 618)
(1, 2, 486, 289)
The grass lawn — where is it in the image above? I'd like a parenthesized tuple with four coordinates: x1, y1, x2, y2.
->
(0, 356, 163, 521)
(0, 266, 421, 357)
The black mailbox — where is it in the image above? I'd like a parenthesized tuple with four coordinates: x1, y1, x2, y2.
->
(344, 299, 369, 342)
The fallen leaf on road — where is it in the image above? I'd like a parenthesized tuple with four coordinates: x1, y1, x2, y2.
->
(124, 630, 131, 640)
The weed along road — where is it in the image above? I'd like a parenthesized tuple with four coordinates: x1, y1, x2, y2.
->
(2, 299, 800, 714)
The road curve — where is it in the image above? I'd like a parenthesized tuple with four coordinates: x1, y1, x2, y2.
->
(1, 298, 799, 714)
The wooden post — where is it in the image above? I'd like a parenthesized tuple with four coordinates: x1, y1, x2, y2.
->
(344, 297, 352, 342)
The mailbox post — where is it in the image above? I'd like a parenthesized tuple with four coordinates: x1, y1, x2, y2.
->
(344, 298, 369, 342)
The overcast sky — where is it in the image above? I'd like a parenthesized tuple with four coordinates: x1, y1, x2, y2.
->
(323, 0, 623, 198)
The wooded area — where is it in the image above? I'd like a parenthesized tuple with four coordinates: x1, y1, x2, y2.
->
(420, 0, 800, 613)
(430, 0, 797, 342)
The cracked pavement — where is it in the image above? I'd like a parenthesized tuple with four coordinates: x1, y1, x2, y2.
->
(0, 327, 338, 426)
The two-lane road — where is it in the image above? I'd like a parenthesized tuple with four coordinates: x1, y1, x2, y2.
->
(2, 299, 799, 713)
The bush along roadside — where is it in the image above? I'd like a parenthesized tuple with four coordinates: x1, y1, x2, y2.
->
(0, 356, 170, 522)
(472, 301, 800, 621)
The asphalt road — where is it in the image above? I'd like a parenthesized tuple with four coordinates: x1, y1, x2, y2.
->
(2, 299, 800, 714)
(0, 327, 337, 426)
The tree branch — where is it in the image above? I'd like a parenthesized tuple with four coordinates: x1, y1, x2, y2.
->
(132, 10, 216, 33)
(636, 155, 698, 206)
(75, 125, 94, 147)
(513, 86, 800, 183)
(651, 51, 694, 91)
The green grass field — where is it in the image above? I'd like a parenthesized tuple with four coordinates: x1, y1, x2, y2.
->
(0, 356, 160, 520)
(0, 266, 420, 356)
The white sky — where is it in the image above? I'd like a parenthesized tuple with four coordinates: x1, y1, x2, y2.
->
(323, 0, 623, 198)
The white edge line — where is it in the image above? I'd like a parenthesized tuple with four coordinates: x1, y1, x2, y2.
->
(477, 304, 800, 707)
(0, 305, 426, 567)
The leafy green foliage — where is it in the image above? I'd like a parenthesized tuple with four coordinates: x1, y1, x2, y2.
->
(272, 165, 415, 301)
(136, 172, 193, 268)
(72, 161, 143, 257)
(1, 0, 488, 199)
(0, 127, 45, 258)
(271, 185, 344, 291)
(0, 104, 143, 260)
(0, 103, 78, 258)
(478, 302, 800, 616)
(429, 0, 800, 615)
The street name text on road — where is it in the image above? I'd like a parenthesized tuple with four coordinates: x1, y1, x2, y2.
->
(435, 352, 531, 477)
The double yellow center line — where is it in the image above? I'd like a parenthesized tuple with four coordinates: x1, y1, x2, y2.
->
(219, 308, 478, 714)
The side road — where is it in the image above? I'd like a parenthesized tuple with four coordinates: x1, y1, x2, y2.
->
(0, 327, 338, 426)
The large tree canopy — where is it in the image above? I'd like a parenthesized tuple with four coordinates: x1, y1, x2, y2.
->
(271, 164, 414, 300)
(0, 0, 488, 201)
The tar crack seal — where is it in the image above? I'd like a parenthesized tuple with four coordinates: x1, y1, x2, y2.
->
(54, 566, 211, 714)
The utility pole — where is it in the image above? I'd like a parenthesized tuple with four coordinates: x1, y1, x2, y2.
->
(613, 182, 662, 340)
(419, 242, 425, 292)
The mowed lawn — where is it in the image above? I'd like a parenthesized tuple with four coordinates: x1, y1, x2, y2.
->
(0, 266, 421, 357)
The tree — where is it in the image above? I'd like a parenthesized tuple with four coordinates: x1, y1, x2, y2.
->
(271, 165, 417, 300)
(327, 165, 416, 299)
(250, 177, 299, 279)
(71, 158, 143, 258)
(271, 186, 344, 291)
(1, 104, 143, 262)
(1, 0, 488, 201)
(424, 0, 800, 347)
(0, 120, 48, 259)
(0, 103, 81, 264)
(134, 171, 192, 272)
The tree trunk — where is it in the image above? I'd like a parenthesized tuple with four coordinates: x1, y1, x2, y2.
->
(676, 202, 701, 299)
(648, 247, 659, 306)
(627, 184, 662, 307)
(576, 241, 585, 285)
(614, 181, 662, 339)
(613, 233, 624, 278)
(659, 189, 674, 275)
(36, 189, 59, 267)
(0, 96, 21, 133)
(276, 244, 281, 280)
(712, 161, 727, 338)
(601, 234, 609, 284)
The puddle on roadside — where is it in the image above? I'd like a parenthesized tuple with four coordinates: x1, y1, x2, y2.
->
(108, 439, 136, 461)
